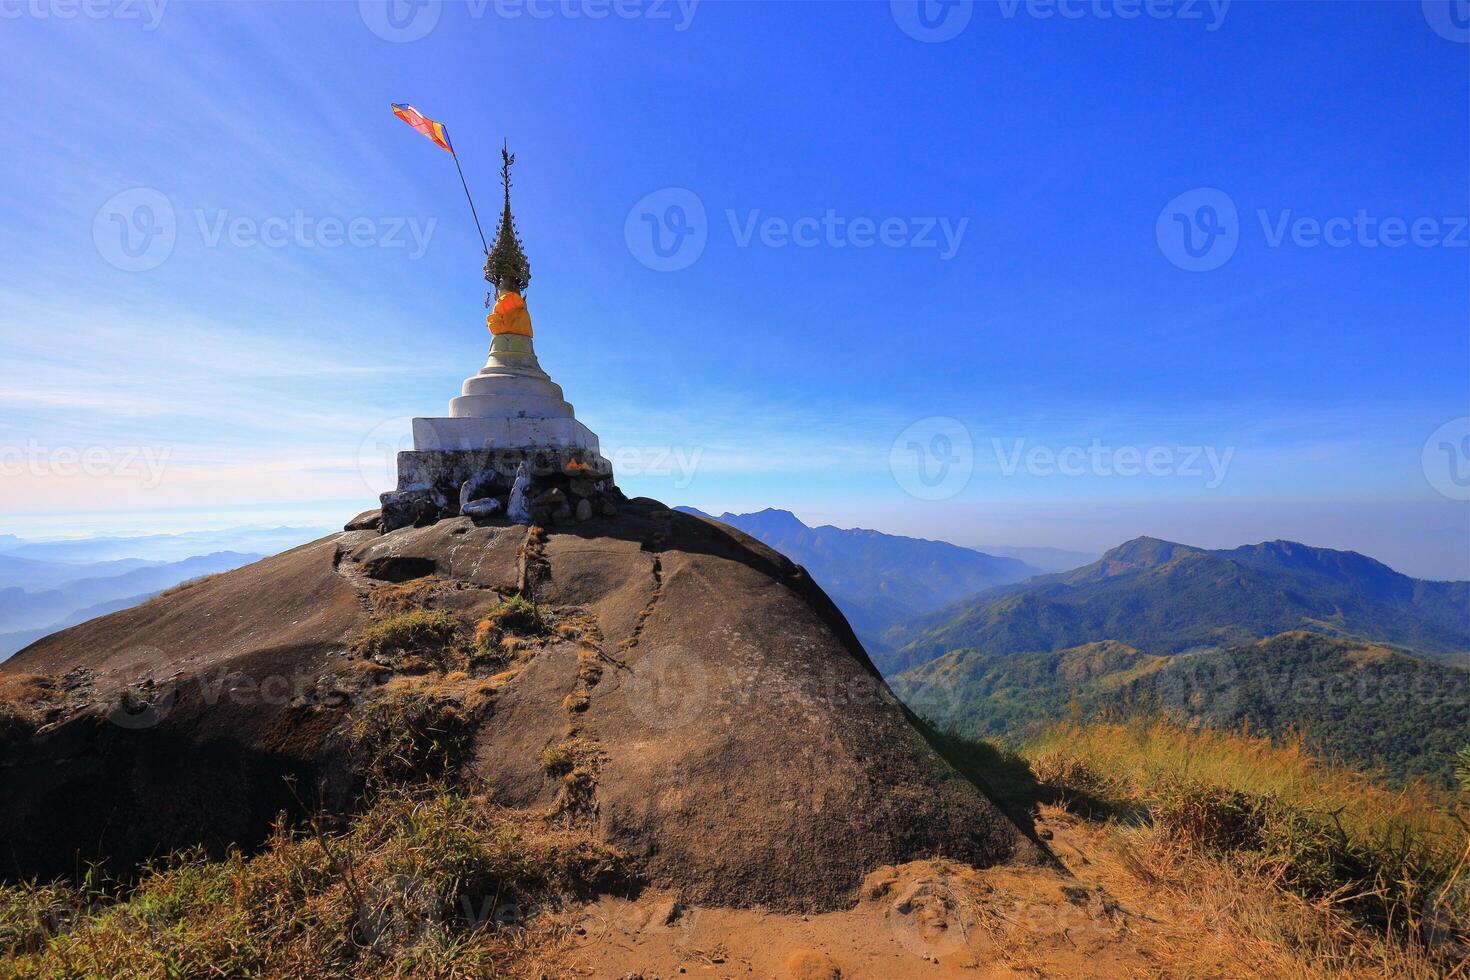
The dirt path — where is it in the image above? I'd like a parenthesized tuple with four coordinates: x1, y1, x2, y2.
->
(551, 812, 1157, 979)
(549, 800, 1404, 979)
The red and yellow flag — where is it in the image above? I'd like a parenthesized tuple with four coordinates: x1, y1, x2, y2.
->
(391, 103, 453, 153)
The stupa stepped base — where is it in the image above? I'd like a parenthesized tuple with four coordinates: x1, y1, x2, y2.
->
(377, 445, 621, 533)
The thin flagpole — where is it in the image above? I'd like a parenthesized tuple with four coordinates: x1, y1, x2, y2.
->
(450, 147, 490, 256)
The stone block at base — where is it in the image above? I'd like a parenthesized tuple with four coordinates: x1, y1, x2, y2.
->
(412, 416, 601, 453)
(396, 447, 612, 493)
(379, 446, 620, 533)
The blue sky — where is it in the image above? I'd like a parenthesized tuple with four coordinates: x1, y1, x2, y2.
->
(1, 0, 1467, 578)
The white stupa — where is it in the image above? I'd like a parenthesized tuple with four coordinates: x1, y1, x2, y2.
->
(381, 144, 615, 532)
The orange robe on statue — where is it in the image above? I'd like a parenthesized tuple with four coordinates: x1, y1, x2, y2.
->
(486, 292, 533, 337)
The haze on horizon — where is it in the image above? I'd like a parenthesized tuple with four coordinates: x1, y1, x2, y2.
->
(1, 1, 1467, 581)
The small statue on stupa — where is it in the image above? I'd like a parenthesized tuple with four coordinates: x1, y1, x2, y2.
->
(484, 142, 533, 338)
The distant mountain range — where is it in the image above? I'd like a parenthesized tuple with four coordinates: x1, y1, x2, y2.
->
(883, 534, 1470, 783)
(0, 526, 326, 564)
(0, 554, 166, 592)
(0, 552, 263, 633)
(886, 535, 1470, 675)
(676, 507, 1045, 652)
(0, 592, 168, 660)
(0, 529, 335, 660)
(896, 631, 1470, 783)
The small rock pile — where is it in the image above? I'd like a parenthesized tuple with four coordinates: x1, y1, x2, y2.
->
(369, 449, 624, 533)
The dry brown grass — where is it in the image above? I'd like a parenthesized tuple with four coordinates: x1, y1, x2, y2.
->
(0, 784, 629, 979)
(336, 658, 391, 685)
(1031, 806, 1451, 978)
(472, 594, 548, 660)
(539, 737, 603, 827)
(368, 579, 446, 616)
(0, 673, 56, 708)
(1022, 718, 1470, 973)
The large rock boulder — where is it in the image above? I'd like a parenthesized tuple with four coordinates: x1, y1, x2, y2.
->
(0, 500, 1039, 909)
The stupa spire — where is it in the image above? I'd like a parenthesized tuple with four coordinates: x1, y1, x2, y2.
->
(484, 141, 531, 297)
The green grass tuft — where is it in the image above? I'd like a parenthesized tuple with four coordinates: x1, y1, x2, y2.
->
(354, 609, 460, 672)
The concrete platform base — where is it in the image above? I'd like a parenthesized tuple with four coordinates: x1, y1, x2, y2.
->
(396, 447, 612, 494)
(411, 416, 602, 453)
